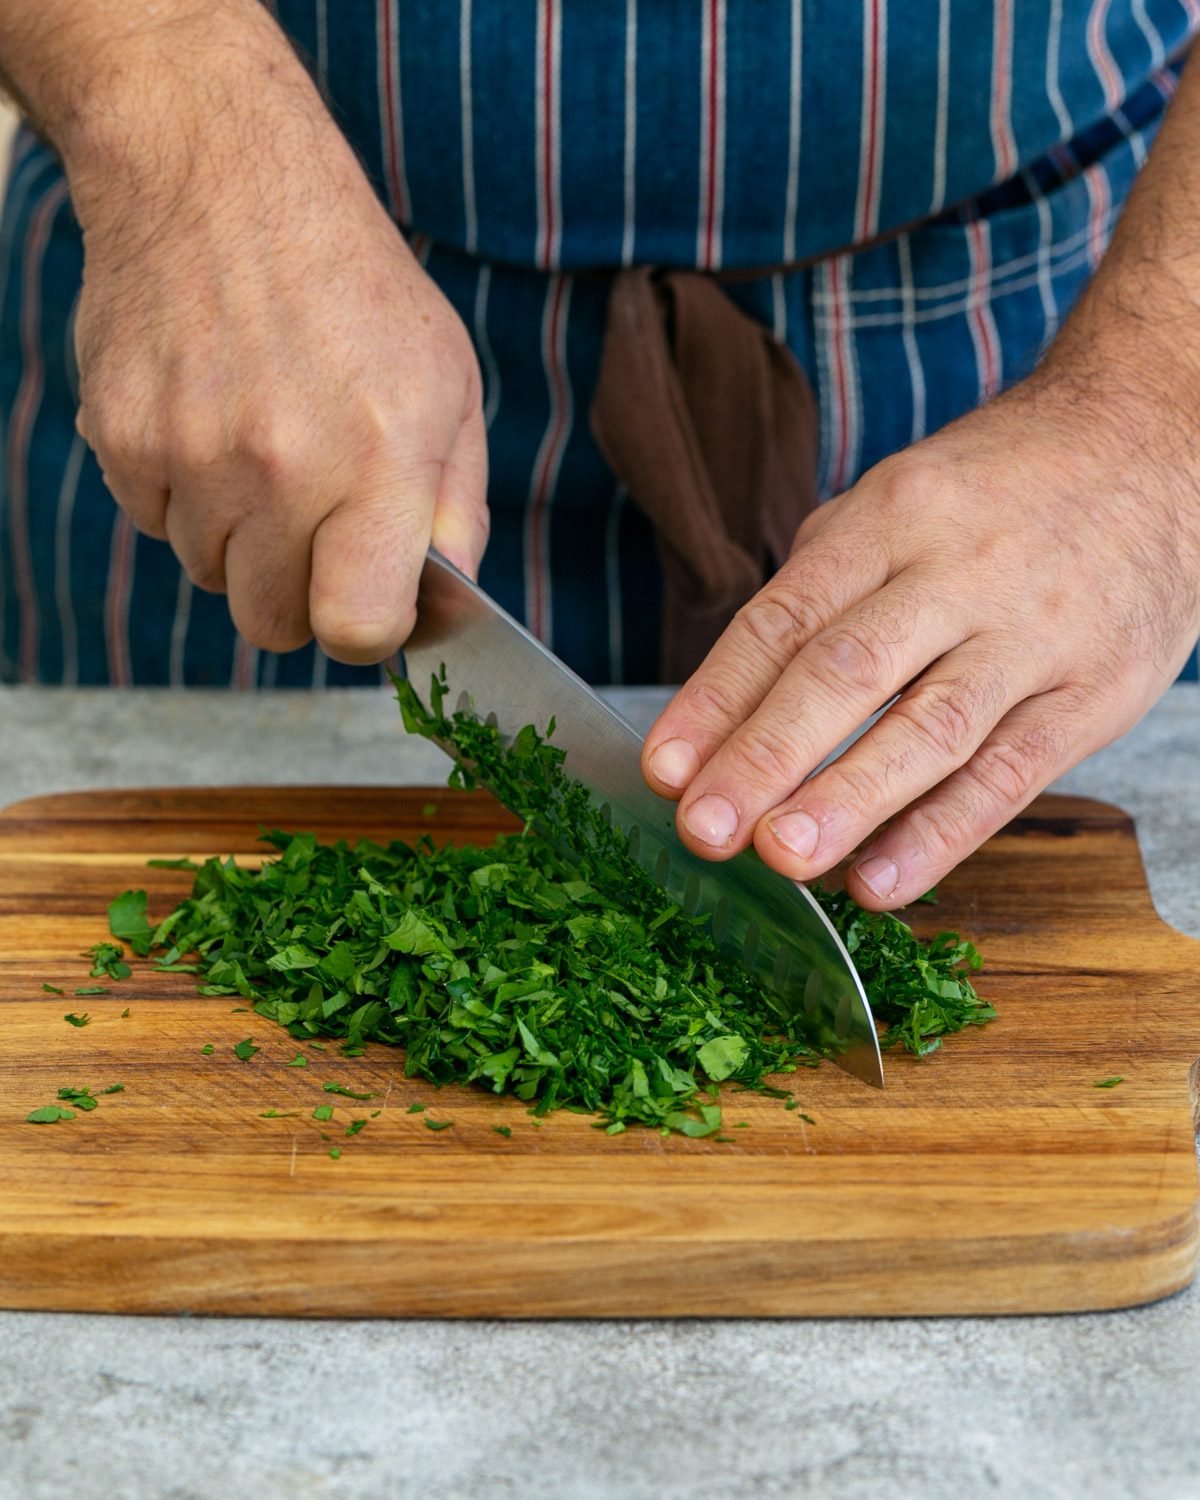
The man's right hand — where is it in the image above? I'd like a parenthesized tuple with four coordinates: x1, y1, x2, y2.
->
(3, 0, 488, 663)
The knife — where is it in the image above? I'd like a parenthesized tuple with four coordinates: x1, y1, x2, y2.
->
(403, 550, 884, 1088)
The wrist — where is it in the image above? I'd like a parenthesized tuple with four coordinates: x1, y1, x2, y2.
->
(54, 4, 324, 230)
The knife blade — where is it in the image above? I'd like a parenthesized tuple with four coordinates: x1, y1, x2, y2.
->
(403, 551, 884, 1088)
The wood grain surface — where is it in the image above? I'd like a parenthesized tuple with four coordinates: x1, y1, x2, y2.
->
(0, 786, 1197, 1318)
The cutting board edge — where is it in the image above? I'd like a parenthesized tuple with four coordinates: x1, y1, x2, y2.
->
(0, 1205, 1194, 1318)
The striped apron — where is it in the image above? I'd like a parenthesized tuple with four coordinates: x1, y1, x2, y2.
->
(2, 0, 1197, 686)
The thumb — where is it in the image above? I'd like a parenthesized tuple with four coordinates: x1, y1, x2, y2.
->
(309, 453, 442, 665)
(429, 402, 490, 580)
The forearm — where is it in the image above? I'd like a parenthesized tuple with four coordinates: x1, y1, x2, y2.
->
(1046, 54, 1200, 405)
(0, 0, 325, 224)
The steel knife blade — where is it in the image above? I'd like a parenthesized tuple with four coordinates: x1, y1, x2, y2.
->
(403, 550, 884, 1087)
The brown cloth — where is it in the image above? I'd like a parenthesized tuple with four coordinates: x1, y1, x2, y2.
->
(590, 267, 820, 684)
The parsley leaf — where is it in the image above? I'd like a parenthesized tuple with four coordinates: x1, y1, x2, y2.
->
(63, 1012, 90, 1026)
(232, 1038, 259, 1062)
(312, 1104, 334, 1121)
(1094, 1076, 1125, 1088)
(108, 889, 153, 957)
(27, 1105, 76, 1124)
(41, 982, 64, 996)
(322, 1083, 375, 1100)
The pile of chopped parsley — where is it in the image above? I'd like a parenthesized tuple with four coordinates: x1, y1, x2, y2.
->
(111, 673, 993, 1137)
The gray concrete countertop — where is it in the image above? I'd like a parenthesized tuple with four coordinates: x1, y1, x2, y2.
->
(2, 683, 1198, 1500)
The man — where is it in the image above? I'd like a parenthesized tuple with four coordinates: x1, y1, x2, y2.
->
(1, 1, 1198, 914)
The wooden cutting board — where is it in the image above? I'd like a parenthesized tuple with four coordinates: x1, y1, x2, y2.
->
(0, 786, 1197, 1318)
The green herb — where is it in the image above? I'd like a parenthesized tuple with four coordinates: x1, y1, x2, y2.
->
(63, 1011, 90, 1025)
(492, 1125, 512, 1138)
(86, 941, 131, 981)
(72, 987, 107, 997)
(118, 670, 992, 1139)
(147, 858, 200, 870)
(200, 1044, 214, 1056)
(328, 1146, 342, 1160)
(406, 1102, 426, 1114)
(26, 1105, 76, 1124)
(323, 1083, 375, 1100)
(421, 803, 439, 817)
(56, 1086, 98, 1111)
(258, 1110, 297, 1118)
(812, 885, 993, 1056)
(312, 1104, 334, 1121)
(285, 1052, 308, 1067)
(41, 982, 64, 996)
(346, 1119, 369, 1136)
(784, 1098, 797, 1111)
(120, 1008, 130, 1017)
(797, 1112, 816, 1125)
(424, 1118, 454, 1131)
(101, 1083, 125, 1094)
(232, 1038, 259, 1062)
(108, 889, 153, 957)
(1094, 1076, 1125, 1088)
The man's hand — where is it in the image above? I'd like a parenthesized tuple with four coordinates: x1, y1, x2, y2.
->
(3, 1, 487, 663)
(642, 57, 1200, 909)
(642, 377, 1200, 909)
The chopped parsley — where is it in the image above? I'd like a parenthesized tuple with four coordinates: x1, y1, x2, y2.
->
(101, 671, 991, 1139)
(86, 941, 131, 981)
(1094, 1076, 1125, 1088)
(63, 1011, 90, 1025)
(232, 1038, 259, 1062)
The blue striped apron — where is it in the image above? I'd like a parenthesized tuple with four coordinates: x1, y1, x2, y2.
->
(2, 0, 1196, 686)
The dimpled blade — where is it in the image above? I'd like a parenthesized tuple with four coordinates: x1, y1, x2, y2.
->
(403, 551, 884, 1087)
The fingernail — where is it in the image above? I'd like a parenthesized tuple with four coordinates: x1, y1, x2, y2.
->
(769, 810, 820, 859)
(683, 793, 739, 847)
(648, 737, 700, 790)
(855, 854, 899, 900)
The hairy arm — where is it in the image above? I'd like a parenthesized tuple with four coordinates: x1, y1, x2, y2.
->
(643, 57, 1200, 909)
(0, 0, 488, 664)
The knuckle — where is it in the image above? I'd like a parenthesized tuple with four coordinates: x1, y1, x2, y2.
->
(894, 682, 983, 763)
(905, 803, 968, 866)
(810, 623, 895, 697)
(237, 413, 304, 485)
(726, 718, 806, 793)
(872, 454, 939, 514)
(681, 675, 742, 727)
(170, 415, 226, 476)
(735, 586, 821, 661)
(974, 721, 1063, 805)
(184, 555, 227, 595)
(821, 756, 888, 822)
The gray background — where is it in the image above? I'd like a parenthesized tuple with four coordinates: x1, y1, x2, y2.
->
(2, 683, 1198, 1500)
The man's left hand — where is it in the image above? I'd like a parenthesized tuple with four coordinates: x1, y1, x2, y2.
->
(641, 363, 1200, 910)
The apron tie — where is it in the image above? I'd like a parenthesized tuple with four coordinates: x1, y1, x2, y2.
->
(590, 266, 820, 684)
